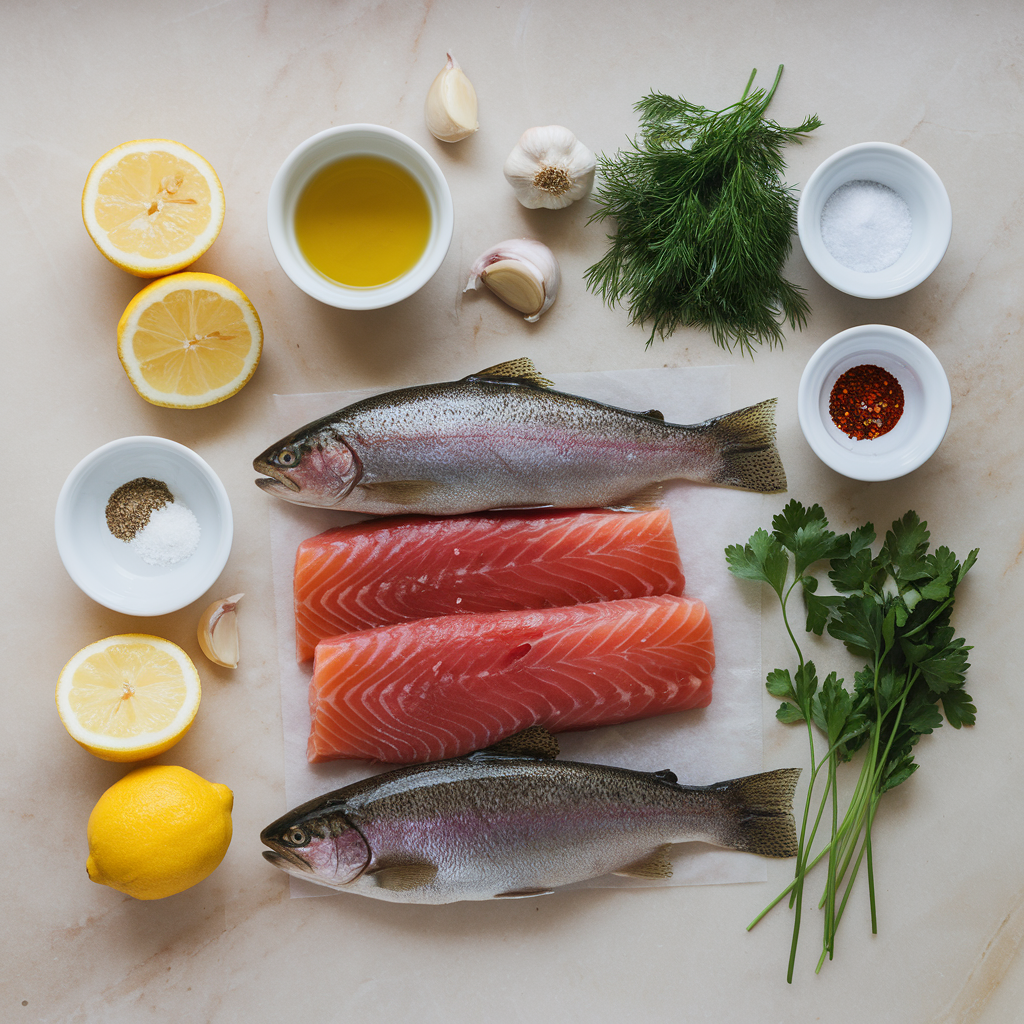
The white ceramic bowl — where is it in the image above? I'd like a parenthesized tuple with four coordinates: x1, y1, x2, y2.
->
(267, 124, 454, 309)
(797, 142, 952, 299)
(55, 436, 233, 616)
(797, 324, 951, 482)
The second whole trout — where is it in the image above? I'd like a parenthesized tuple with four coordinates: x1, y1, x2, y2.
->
(261, 728, 800, 904)
(253, 358, 786, 516)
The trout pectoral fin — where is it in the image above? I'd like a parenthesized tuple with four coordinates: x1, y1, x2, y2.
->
(367, 862, 438, 892)
(357, 480, 442, 506)
(493, 888, 555, 899)
(613, 844, 674, 880)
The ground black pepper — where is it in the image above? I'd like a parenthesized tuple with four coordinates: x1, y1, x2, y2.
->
(829, 364, 905, 441)
(105, 477, 173, 541)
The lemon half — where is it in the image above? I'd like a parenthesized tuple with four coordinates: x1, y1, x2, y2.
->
(82, 139, 225, 277)
(87, 765, 233, 900)
(117, 272, 263, 408)
(56, 634, 201, 762)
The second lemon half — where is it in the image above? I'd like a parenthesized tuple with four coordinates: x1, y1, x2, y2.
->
(56, 634, 201, 761)
(117, 272, 263, 408)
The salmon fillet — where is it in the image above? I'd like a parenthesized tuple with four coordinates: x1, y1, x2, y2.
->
(293, 508, 685, 662)
(308, 594, 714, 764)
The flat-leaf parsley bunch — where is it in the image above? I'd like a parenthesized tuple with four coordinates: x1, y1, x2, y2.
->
(726, 501, 977, 980)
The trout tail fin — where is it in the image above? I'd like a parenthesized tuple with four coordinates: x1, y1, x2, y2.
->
(700, 398, 787, 493)
(713, 767, 801, 858)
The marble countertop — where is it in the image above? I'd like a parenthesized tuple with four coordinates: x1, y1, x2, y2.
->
(4, 2, 1022, 1020)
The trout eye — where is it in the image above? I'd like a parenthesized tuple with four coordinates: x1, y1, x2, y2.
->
(283, 827, 308, 847)
(277, 447, 298, 467)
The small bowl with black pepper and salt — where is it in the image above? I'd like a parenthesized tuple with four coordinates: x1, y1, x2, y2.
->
(797, 142, 952, 299)
(55, 436, 232, 615)
(797, 324, 952, 482)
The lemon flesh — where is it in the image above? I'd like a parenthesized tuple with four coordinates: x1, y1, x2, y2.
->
(117, 272, 263, 408)
(82, 139, 225, 277)
(87, 765, 233, 900)
(56, 634, 201, 762)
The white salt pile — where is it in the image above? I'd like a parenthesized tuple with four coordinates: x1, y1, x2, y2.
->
(130, 501, 201, 567)
(820, 179, 913, 273)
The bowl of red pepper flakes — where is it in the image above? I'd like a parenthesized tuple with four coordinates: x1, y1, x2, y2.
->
(797, 324, 951, 481)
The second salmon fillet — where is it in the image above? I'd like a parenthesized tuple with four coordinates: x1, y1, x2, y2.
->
(308, 594, 714, 764)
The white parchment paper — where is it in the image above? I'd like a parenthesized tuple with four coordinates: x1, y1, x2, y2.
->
(265, 367, 770, 897)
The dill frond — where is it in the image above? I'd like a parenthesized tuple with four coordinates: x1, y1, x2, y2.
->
(586, 66, 822, 357)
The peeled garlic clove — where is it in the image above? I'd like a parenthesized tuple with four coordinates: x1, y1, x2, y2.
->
(425, 53, 478, 143)
(197, 593, 243, 669)
(503, 126, 596, 210)
(464, 239, 560, 322)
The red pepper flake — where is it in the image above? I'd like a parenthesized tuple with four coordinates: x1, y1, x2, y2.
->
(828, 364, 904, 440)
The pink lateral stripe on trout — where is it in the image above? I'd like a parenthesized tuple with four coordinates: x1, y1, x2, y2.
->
(253, 358, 786, 516)
(260, 728, 800, 904)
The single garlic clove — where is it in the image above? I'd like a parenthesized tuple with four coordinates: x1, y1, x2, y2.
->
(197, 593, 243, 669)
(464, 238, 560, 322)
(480, 260, 546, 318)
(425, 53, 479, 143)
(503, 126, 596, 209)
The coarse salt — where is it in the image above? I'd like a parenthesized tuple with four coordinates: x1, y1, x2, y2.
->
(820, 179, 913, 273)
(130, 501, 201, 567)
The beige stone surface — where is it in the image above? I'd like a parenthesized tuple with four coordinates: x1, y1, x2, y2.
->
(3, 1, 1022, 1020)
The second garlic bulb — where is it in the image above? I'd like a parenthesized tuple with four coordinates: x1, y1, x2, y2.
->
(503, 126, 596, 209)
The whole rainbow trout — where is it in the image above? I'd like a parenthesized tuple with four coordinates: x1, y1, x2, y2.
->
(261, 729, 799, 904)
(253, 358, 786, 516)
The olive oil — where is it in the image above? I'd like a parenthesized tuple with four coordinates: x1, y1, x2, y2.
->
(294, 155, 431, 288)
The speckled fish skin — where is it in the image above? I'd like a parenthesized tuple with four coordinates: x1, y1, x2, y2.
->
(252, 358, 786, 516)
(260, 730, 800, 904)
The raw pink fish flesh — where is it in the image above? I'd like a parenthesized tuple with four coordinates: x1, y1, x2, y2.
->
(308, 594, 714, 764)
(293, 508, 685, 662)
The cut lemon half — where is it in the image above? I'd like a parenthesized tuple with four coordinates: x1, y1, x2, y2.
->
(117, 272, 263, 408)
(82, 139, 225, 277)
(56, 634, 201, 762)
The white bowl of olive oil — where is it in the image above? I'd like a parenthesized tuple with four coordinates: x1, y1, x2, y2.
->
(268, 124, 454, 309)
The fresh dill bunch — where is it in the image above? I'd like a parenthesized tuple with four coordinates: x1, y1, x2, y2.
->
(585, 66, 821, 356)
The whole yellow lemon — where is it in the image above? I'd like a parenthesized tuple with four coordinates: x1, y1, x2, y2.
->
(86, 765, 233, 900)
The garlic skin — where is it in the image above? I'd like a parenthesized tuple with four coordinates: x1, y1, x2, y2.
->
(464, 238, 560, 322)
(197, 593, 243, 669)
(503, 126, 596, 209)
(425, 53, 478, 143)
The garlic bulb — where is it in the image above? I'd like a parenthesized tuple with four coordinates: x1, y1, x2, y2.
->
(424, 53, 478, 143)
(197, 593, 243, 669)
(503, 126, 596, 209)
(464, 238, 560, 322)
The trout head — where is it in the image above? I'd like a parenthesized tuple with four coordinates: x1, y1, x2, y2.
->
(253, 428, 359, 508)
(260, 806, 370, 887)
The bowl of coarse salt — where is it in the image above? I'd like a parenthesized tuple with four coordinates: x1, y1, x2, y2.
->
(55, 436, 232, 616)
(797, 142, 952, 299)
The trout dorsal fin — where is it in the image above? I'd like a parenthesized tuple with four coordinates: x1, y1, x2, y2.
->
(465, 357, 553, 389)
(470, 726, 560, 761)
